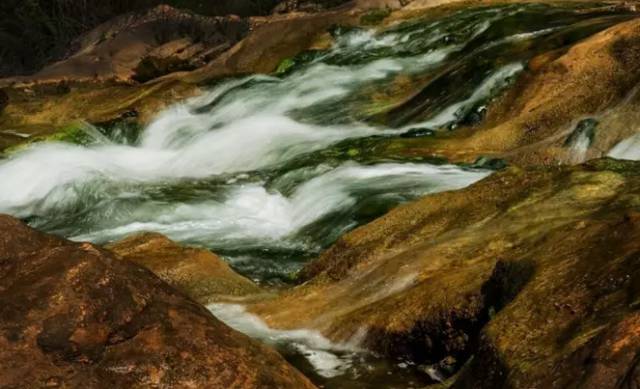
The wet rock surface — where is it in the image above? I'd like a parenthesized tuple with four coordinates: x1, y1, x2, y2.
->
(1, 2, 640, 388)
(249, 158, 640, 386)
(0, 2, 362, 151)
(396, 14, 640, 166)
(106, 232, 263, 304)
(2, 1, 638, 159)
(0, 215, 315, 389)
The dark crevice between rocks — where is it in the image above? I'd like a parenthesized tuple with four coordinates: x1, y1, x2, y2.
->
(482, 258, 536, 313)
(363, 258, 535, 385)
(450, 339, 510, 389)
(620, 353, 640, 388)
(451, 258, 536, 388)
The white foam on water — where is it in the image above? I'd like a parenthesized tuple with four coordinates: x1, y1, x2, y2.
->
(0, 12, 503, 220)
(209, 303, 362, 378)
(406, 62, 524, 130)
(70, 162, 489, 245)
(567, 130, 592, 164)
(608, 133, 640, 160)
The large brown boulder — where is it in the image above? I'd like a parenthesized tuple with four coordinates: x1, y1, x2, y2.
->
(0, 215, 315, 389)
(249, 158, 640, 387)
(106, 232, 263, 304)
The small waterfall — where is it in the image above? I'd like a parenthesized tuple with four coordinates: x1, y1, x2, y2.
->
(609, 133, 640, 160)
(564, 118, 598, 163)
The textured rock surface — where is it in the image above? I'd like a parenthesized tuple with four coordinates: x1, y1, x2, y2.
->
(250, 158, 640, 386)
(0, 215, 315, 389)
(107, 232, 262, 304)
(390, 15, 640, 166)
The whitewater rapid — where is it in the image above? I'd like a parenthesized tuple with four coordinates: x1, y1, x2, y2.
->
(0, 3, 622, 285)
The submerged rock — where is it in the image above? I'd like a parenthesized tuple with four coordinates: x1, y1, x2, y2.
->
(249, 158, 640, 387)
(106, 232, 263, 304)
(0, 215, 315, 389)
(401, 127, 436, 138)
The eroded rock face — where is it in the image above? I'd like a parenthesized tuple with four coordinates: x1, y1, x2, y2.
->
(106, 232, 262, 304)
(249, 158, 640, 386)
(0, 215, 315, 389)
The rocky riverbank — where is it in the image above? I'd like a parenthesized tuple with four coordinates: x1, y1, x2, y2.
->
(51, 156, 637, 388)
(248, 157, 640, 387)
(4, 157, 637, 387)
(1, 0, 638, 161)
(1, 1, 640, 388)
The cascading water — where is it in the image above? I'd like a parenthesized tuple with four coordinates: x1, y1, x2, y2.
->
(0, 3, 634, 387)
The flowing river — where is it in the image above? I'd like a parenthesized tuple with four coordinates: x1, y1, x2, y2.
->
(0, 3, 634, 387)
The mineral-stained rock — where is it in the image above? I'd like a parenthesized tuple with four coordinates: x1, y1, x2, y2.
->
(249, 158, 640, 387)
(0, 215, 315, 389)
(106, 232, 262, 304)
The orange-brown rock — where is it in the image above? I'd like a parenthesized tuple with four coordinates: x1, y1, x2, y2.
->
(0, 215, 315, 389)
(106, 232, 262, 304)
(390, 15, 640, 166)
(249, 158, 640, 387)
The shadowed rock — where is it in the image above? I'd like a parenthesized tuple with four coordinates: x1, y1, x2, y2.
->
(0, 215, 315, 389)
(3, 5, 249, 85)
